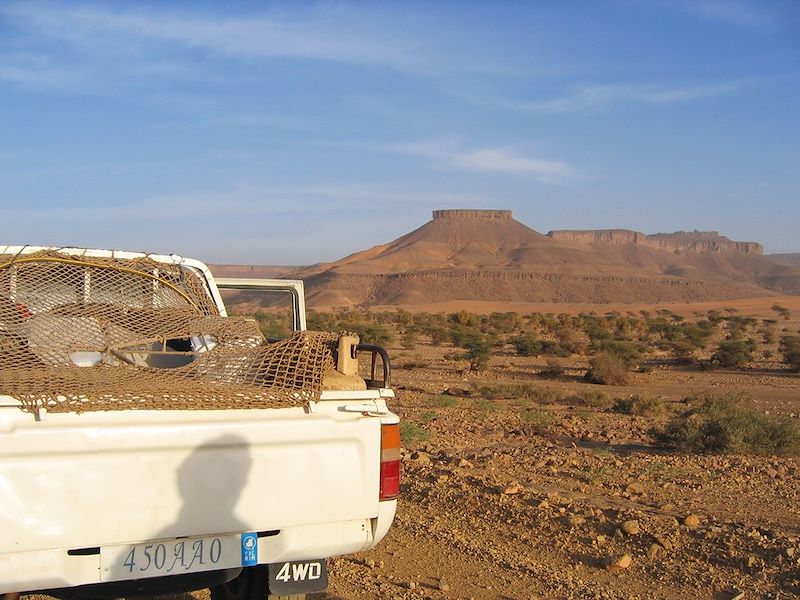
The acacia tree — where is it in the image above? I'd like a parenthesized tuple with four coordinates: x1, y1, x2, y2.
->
(780, 335, 800, 372)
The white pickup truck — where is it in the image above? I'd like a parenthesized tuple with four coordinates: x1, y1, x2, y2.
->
(0, 246, 399, 600)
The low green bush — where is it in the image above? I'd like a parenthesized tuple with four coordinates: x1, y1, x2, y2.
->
(613, 394, 666, 417)
(712, 338, 756, 368)
(427, 395, 458, 408)
(654, 393, 800, 455)
(521, 408, 557, 430)
(780, 335, 800, 372)
(473, 383, 564, 403)
(568, 389, 613, 409)
(400, 421, 431, 445)
(585, 351, 629, 385)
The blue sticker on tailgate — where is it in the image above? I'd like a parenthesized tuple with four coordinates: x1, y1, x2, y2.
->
(240, 532, 258, 566)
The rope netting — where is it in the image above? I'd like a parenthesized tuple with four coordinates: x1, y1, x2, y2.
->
(0, 250, 338, 413)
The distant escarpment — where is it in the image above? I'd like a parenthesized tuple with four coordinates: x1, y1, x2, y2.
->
(282, 209, 800, 309)
(547, 229, 763, 255)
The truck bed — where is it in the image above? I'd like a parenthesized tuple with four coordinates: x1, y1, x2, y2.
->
(0, 390, 396, 592)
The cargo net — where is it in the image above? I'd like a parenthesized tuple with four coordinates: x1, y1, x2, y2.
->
(0, 250, 338, 413)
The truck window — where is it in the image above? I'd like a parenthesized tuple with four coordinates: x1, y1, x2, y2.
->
(219, 288, 297, 340)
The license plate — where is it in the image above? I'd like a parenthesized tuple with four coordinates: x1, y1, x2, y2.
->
(268, 559, 328, 595)
(100, 533, 251, 581)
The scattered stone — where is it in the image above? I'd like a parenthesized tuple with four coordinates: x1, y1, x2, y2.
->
(655, 536, 673, 551)
(747, 556, 757, 568)
(683, 514, 701, 528)
(647, 543, 663, 559)
(411, 451, 431, 465)
(565, 514, 586, 528)
(458, 458, 474, 468)
(503, 482, 524, 495)
(604, 553, 633, 573)
(626, 482, 645, 495)
(437, 579, 450, 591)
(621, 520, 640, 535)
(787, 547, 796, 558)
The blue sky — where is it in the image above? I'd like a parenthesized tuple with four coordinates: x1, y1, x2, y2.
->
(1, 1, 798, 264)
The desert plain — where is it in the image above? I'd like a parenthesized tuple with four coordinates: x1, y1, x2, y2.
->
(199, 293, 800, 599)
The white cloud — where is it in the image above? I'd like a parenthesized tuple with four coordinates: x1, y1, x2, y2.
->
(1, 3, 419, 70)
(515, 81, 745, 113)
(0, 53, 81, 86)
(672, 0, 776, 29)
(393, 139, 577, 183)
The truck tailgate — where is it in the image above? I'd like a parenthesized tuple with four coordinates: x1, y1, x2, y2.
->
(0, 402, 381, 554)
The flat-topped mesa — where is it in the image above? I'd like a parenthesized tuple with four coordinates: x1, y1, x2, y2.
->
(432, 209, 512, 221)
(547, 229, 763, 255)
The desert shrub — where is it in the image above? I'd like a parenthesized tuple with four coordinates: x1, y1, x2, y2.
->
(398, 359, 427, 370)
(473, 398, 499, 413)
(428, 395, 458, 408)
(473, 383, 564, 403)
(449, 324, 482, 347)
(596, 340, 643, 368)
(712, 338, 756, 368)
(401, 331, 418, 350)
(760, 320, 779, 345)
(568, 389, 613, 409)
(585, 351, 630, 385)
(487, 311, 522, 334)
(521, 408, 557, 430)
(668, 340, 697, 364)
(614, 394, 666, 417)
(511, 334, 569, 357)
(771, 304, 791, 320)
(539, 358, 566, 378)
(356, 323, 394, 346)
(419, 410, 438, 423)
(449, 310, 481, 328)
(581, 315, 613, 343)
(655, 393, 800, 455)
(428, 326, 449, 346)
(726, 316, 757, 339)
(556, 326, 586, 354)
(306, 310, 339, 331)
(400, 421, 431, 445)
(463, 335, 491, 371)
(680, 320, 716, 349)
(510, 333, 541, 356)
(254, 310, 292, 339)
(779, 335, 800, 371)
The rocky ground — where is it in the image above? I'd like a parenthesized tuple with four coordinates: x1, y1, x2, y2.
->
(24, 343, 800, 600)
(309, 346, 800, 600)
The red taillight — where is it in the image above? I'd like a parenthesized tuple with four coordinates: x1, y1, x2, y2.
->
(380, 423, 400, 501)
